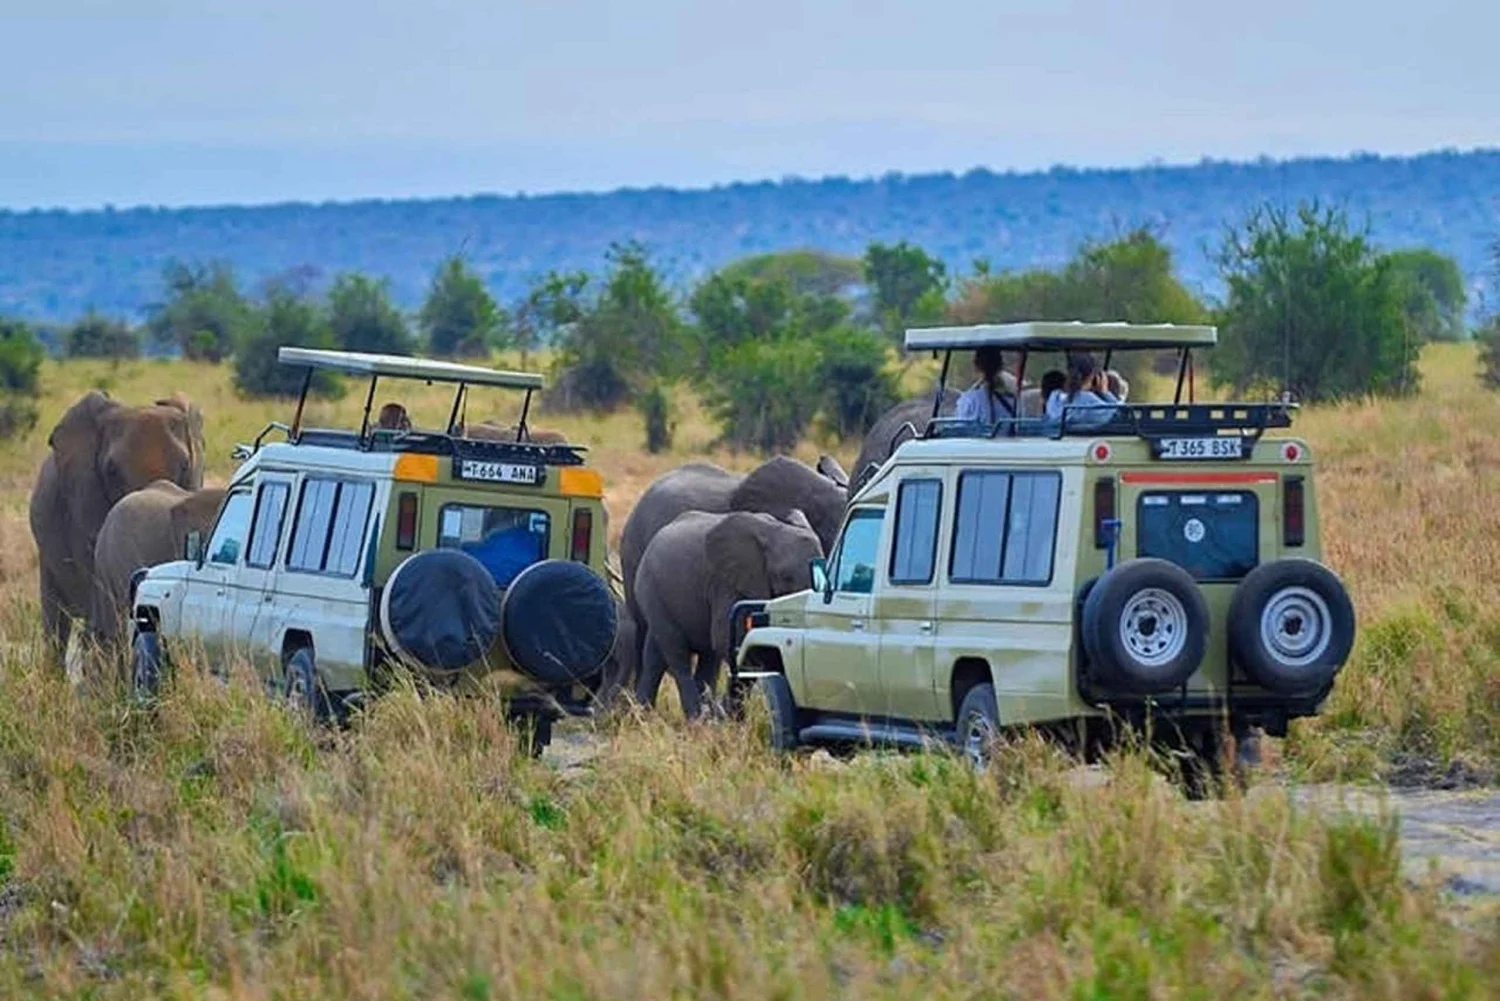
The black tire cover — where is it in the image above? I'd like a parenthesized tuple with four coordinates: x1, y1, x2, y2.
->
(1228, 558, 1355, 695)
(501, 560, 617, 685)
(380, 549, 502, 671)
(1081, 558, 1210, 695)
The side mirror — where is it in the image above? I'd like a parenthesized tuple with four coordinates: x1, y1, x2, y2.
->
(809, 557, 829, 596)
(185, 530, 203, 565)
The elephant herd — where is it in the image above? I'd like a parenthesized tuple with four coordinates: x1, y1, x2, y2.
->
(24, 385, 941, 707)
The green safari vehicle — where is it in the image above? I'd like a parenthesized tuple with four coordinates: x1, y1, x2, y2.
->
(129, 348, 618, 752)
(731, 321, 1354, 780)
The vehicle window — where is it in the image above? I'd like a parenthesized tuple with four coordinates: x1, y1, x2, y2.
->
(950, 471, 1061, 585)
(1137, 491, 1259, 581)
(833, 509, 885, 594)
(246, 482, 290, 569)
(438, 505, 550, 587)
(206, 490, 253, 565)
(288, 478, 375, 577)
(889, 479, 942, 585)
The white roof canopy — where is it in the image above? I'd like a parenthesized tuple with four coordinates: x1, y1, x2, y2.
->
(278, 348, 544, 390)
(905, 321, 1218, 352)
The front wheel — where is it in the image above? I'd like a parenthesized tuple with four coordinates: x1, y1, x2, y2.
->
(282, 647, 331, 723)
(751, 675, 800, 752)
(130, 630, 163, 701)
(956, 683, 1001, 768)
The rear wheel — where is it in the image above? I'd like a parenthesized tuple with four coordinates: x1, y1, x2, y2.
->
(130, 630, 163, 701)
(282, 647, 330, 723)
(956, 683, 1001, 769)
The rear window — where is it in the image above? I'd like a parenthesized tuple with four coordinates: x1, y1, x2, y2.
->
(1136, 491, 1258, 581)
(438, 505, 550, 587)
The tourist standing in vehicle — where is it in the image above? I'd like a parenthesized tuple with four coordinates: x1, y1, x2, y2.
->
(1045, 354, 1120, 428)
(955, 346, 1018, 424)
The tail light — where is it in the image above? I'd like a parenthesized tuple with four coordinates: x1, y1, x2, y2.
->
(396, 492, 418, 550)
(571, 508, 593, 563)
(1283, 476, 1305, 547)
(1094, 476, 1116, 549)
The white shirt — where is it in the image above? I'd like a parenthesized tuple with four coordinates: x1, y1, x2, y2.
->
(954, 372, 1019, 423)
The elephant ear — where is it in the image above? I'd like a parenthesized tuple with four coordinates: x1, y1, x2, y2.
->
(706, 512, 773, 602)
(780, 508, 813, 534)
(158, 394, 207, 485)
(47, 391, 121, 543)
(172, 488, 226, 544)
(815, 455, 849, 490)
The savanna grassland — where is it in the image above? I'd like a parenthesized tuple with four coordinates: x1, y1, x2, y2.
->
(0, 347, 1497, 998)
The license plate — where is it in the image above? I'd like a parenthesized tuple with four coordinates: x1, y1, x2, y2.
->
(1155, 437, 1245, 460)
(455, 459, 541, 485)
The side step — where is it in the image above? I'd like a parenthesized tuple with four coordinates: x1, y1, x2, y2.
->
(798, 719, 956, 752)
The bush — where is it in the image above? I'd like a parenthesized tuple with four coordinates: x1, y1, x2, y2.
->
(814, 326, 900, 438)
(419, 257, 504, 359)
(1479, 320, 1500, 389)
(704, 339, 821, 453)
(233, 289, 342, 399)
(1212, 203, 1418, 402)
(637, 383, 674, 453)
(0, 318, 43, 439)
(64, 312, 141, 360)
(328, 273, 414, 355)
(146, 261, 256, 362)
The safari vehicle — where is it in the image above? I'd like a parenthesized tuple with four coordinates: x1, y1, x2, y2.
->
(128, 348, 618, 752)
(731, 321, 1354, 781)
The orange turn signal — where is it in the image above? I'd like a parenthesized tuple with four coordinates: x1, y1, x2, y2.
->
(558, 467, 604, 498)
(394, 454, 439, 483)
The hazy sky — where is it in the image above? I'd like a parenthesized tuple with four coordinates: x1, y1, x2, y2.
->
(2, 0, 1497, 208)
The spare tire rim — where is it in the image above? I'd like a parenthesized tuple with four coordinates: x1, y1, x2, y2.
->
(1260, 586, 1332, 667)
(1119, 588, 1189, 668)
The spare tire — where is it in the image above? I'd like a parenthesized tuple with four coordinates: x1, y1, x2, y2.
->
(1081, 558, 1209, 695)
(1228, 559, 1354, 695)
(380, 549, 502, 671)
(501, 560, 617, 685)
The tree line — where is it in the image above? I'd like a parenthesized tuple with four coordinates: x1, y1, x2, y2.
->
(0, 200, 1491, 449)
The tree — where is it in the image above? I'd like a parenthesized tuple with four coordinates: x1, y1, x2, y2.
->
(513, 270, 589, 368)
(1211, 203, 1417, 402)
(1384, 248, 1468, 343)
(551, 243, 685, 412)
(703, 338, 822, 453)
(145, 261, 256, 362)
(863, 241, 947, 340)
(1479, 320, 1500, 389)
(233, 286, 342, 398)
(64, 312, 141, 360)
(636, 382, 674, 453)
(419, 257, 505, 358)
(327, 273, 414, 355)
(814, 326, 900, 438)
(717, 250, 864, 299)
(0, 318, 44, 439)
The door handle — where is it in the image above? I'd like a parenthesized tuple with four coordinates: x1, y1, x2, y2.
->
(850, 619, 866, 631)
(263, 594, 273, 603)
(215, 589, 225, 598)
(918, 621, 933, 633)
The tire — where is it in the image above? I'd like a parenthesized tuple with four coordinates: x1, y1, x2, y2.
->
(753, 674, 800, 752)
(500, 560, 618, 685)
(514, 714, 553, 758)
(130, 630, 163, 701)
(380, 549, 502, 672)
(1081, 559, 1210, 695)
(956, 682, 1001, 769)
(1228, 559, 1355, 696)
(282, 647, 330, 723)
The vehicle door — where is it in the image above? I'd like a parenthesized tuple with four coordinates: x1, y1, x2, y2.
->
(226, 472, 295, 668)
(875, 473, 945, 722)
(801, 506, 886, 717)
(176, 485, 256, 662)
(260, 475, 381, 691)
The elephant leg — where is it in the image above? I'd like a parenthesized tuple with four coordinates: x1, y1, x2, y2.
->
(673, 659, 705, 720)
(692, 655, 723, 717)
(634, 630, 670, 708)
(39, 565, 71, 672)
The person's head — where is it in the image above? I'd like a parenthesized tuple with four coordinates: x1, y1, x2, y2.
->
(1040, 369, 1066, 399)
(377, 402, 410, 431)
(972, 346, 1006, 391)
(1105, 370, 1129, 401)
(1064, 353, 1101, 397)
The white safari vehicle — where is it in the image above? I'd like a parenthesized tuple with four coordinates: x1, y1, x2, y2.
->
(731, 322, 1355, 787)
(129, 349, 618, 751)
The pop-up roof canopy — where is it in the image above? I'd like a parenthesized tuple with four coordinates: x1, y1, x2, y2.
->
(277, 347, 544, 390)
(905, 321, 1218, 353)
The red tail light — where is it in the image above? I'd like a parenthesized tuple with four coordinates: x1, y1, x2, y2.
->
(396, 492, 418, 550)
(571, 508, 593, 563)
(1094, 477, 1116, 549)
(1283, 476, 1305, 547)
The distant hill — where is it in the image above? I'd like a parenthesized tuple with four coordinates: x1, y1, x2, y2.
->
(1, 149, 1497, 324)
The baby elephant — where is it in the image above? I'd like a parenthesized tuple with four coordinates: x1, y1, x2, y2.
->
(634, 509, 823, 718)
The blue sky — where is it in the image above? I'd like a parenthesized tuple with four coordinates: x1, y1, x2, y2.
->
(2, 0, 1497, 209)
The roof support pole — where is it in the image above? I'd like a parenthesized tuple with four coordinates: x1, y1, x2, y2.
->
(290, 367, 313, 441)
(446, 383, 467, 436)
(1173, 348, 1190, 406)
(932, 350, 952, 421)
(357, 374, 379, 446)
(517, 388, 534, 442)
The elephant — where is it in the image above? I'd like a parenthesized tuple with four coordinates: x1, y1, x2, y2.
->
(29, 391, 206, 662)
(633, 509, 824, 718)
(91, 481, 226, 648)
(852, 389, 959, 491)
(616, 456, 848, 698)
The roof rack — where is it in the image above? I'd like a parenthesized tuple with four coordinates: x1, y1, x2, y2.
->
(924, 402, 1296, 449)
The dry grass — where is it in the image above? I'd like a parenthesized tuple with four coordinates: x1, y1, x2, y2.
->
(0, 347, 1498, 996)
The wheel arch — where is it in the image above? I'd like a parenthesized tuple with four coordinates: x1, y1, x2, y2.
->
(949, 656, 993, 723)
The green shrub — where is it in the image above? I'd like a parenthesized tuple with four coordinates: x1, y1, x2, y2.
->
(328, 273, 415, 355)
(636, 382, 674, 453)
(814, 325, 900, 437)
(1479, 320, 1500, 389)
(0, 318, 43, 439)
(704, 339, 820, 453)
(64, 312, 141, 360)
(146, 260, 256, 362)
(233, 289, 342, 399)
